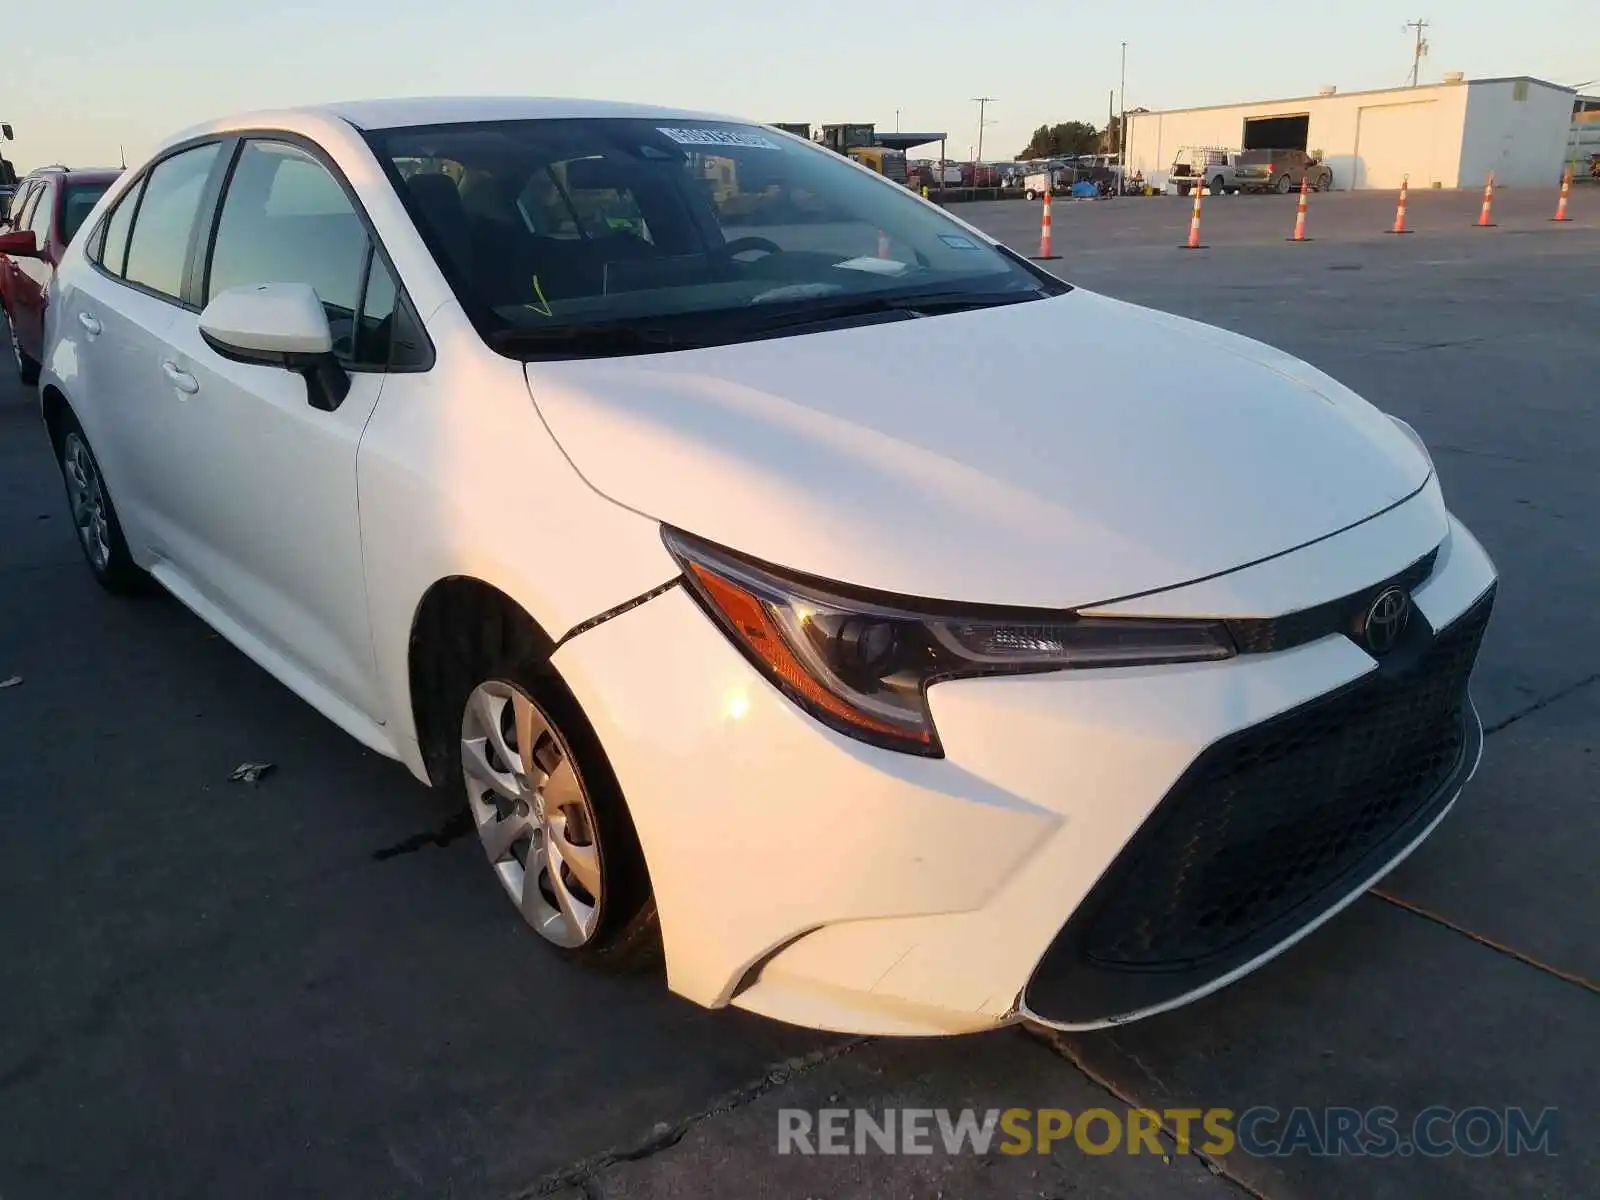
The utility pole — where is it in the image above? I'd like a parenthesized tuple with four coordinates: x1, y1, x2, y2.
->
(1405, 19, 1430, 87)
(895, 108, 901, 133)
(971, 97, 996, 169)
(1119, 41, 1128, 181)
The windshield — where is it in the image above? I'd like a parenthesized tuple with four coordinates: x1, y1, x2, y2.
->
(63, 182, 113, 243)
(366, 118, 1064, 357)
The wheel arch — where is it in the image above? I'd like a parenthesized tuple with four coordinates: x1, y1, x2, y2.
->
(406, 575, 558, 788)
(40, 382, 70, 454)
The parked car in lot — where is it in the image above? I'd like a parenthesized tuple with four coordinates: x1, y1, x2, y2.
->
(39, 97, 1496, 1038)
(0, 184, 16, 220)
(0, 165, 120, 383)
(1166, 146, 1238, 196)
(1233, 148, 1335, 193)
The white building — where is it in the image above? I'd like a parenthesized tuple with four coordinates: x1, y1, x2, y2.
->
(1125, 76, 1574, 191)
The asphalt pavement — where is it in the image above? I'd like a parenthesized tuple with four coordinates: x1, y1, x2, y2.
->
(2, 187, 1596, 1199)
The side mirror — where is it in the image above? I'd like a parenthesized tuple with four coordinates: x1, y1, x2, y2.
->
(0, 229, 41, 259)
(198, 283, 350, 411)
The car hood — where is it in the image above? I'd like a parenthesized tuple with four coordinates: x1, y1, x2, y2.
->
(524, 289, 1429, 609)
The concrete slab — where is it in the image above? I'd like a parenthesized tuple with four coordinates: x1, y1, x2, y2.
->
(1050, 897, 1596, 1200)
(1382, 680, 1600, 985)
(581, 1032, 1232, 1200)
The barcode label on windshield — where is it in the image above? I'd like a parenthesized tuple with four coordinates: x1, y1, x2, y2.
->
(657, 127, 781, 150)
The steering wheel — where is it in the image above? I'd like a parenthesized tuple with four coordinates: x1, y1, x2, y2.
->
(719, 236, 782, 260)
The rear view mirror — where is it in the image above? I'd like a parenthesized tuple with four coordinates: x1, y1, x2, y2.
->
(0, 229, 40, 258)
(1, 124, 12, 141)
(564, 156, 631, 191)
(199, 283, 350, 411)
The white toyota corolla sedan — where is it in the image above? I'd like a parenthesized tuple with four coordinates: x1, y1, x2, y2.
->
(38, 98, 1496, 1036)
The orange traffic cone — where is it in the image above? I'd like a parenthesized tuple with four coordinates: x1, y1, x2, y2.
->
(1179, 178, 1207, 250)
(1388, 176, 1412, 234)
(1475, 173, 1497, 227)
(1551, 170, 1573, 222)
(1031, 191, 1061, 260)
(1287, 174, 1312, 242)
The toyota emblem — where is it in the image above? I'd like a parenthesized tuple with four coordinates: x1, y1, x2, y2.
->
(1362, 587, 1411, 655)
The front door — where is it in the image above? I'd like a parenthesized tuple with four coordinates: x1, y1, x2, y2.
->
(9, 179, 52, 358)
(141, 138, 404, 719)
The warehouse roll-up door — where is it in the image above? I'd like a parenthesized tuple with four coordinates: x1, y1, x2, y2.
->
(1242, 114, 1309, 151)
(1353, 101, 1439, 188)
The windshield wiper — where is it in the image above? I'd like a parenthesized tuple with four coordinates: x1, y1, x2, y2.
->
(742, 288, 1046, 331)
(489, 323, 703, 359)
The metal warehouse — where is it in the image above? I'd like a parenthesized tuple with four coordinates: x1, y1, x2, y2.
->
(1125, 76, 1575, 191)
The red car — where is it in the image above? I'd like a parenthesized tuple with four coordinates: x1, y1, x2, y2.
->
(0, 166, 120, 384)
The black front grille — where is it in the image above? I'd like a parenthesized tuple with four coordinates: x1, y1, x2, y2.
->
(1227, 548, 1438, 655)
(1025, 585, 1493, 1024)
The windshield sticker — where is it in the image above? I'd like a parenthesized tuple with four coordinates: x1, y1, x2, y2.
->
(657, 127, 781, 151)
(938, 234, 980, 250)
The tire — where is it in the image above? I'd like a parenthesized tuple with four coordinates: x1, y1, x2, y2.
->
(6, 308, 40, 386)
(1318, 169, 1334, 192)
(56, 413, 144, 594)
(1212, 176, 1226, 196)
(1276, 173, 1294, 194)
(456, 653, 661, 973)
(1024, 189, 1036, 201)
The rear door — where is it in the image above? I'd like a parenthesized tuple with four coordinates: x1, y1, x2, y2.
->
(139, 136, 419, 717)
(68, 142, 225, 552)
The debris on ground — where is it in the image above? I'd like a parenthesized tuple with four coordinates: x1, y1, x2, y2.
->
(229, 762, 275, 783)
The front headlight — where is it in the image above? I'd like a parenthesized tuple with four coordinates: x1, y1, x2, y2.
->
(663, 529, 1235, 756)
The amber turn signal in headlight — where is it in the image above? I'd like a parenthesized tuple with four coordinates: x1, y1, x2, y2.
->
(663, 528, 1235, 756)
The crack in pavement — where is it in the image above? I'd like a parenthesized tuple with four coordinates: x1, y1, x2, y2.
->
(370, 811, 474, 861)
(1023, 1025, 1268, 1199)
(1483, 670, 1600, 737)
(1368, 889, 1598, 995)
(516, 1038, 870, 1199)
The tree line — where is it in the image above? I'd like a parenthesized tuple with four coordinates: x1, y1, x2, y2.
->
(1016, 119, 1121, 160)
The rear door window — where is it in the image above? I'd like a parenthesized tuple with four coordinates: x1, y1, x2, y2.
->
(123, 143, 222, 300)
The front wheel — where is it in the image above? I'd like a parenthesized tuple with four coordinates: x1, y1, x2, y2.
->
(1276, 173, 1294, 194)
(1317, 169, 1334, 192)
(459, 670, 660, 970)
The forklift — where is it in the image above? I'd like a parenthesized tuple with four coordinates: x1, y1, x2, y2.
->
(819, 123, 908, 184)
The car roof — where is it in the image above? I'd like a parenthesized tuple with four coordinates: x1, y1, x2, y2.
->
(23, 166, 123, 184)
(208, 96, 744, 136)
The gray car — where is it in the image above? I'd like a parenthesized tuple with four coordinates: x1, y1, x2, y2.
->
(1233, 149, 1334, 193)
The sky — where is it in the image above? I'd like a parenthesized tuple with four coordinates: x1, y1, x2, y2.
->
(3, 0, 1591, 171)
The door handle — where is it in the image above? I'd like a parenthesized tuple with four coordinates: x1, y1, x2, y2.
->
(77, 312, 101, 335)
(161, 360, 199, 394)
